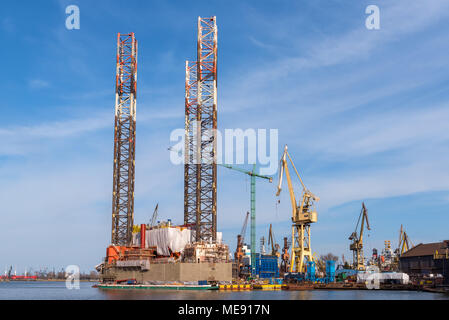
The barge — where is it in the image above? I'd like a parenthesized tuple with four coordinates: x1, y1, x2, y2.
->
(97, 283, 218, 291)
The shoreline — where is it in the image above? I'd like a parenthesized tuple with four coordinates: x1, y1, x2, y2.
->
(0, 279, 99, 282)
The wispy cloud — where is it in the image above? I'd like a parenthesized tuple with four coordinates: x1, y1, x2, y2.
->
(305, 104, 449, 158)
(28, 79, 50, 89)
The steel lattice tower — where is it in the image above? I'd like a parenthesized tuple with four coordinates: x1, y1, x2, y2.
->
(184, 60, 198, 236)
(111, 33, 138, 246)
(184, 17, 218, 242)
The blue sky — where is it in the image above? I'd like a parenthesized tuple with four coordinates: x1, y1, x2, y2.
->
(1, 0, 449, 273)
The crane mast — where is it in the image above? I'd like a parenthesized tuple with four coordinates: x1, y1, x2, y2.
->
(276, 145, 319, 273)
(349, 202, 370, 271)
(220, 164, 272, 277)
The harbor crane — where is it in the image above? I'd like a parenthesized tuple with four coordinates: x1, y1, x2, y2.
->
(397, 225, 414, 256)
(276, 145, 319, 273)
(349, 202, 371, 271)
(235, 211, 250, 278)
(220, 163, 272, 276)
(267, 224, 280, 257)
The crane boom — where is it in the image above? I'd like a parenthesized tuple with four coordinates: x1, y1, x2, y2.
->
(150, 203, 159, 227)
(268, 224, 280, 257)
(240, 211, 250, 243)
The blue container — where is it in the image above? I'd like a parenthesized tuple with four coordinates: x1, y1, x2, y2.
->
(251, 254, 280, 278)
(325, 260, 336, 283)
(306, 261, 316, 282)
(198, 280, 208, 285)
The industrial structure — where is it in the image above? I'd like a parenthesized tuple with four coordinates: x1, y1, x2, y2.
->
(349, 202, 370, 271)
(234, 212, 250, 278)
(99, 20, 232, 285)
(397, 224, 414, 256)
(184, 17, 218, 242)
(280, 237, 290, 275)
(399, 241, 449, 285)
(276, 145, 319, 273)
(267, 224, 280, 258)
(111, 33, 138, 246)
(220, 163, 272, 276)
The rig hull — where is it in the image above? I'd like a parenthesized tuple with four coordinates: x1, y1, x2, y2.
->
(100, 262, 232, 283)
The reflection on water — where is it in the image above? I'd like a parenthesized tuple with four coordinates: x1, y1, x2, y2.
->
(0, 281, 448, 300)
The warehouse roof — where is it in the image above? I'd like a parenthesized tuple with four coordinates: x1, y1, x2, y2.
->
(401, 240, 449, 258)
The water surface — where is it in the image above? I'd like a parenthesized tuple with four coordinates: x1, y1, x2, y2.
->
(0, 281, 448, 300)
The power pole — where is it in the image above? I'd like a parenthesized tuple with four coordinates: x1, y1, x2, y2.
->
(111, 33, 138, 246)
(184, 17, 218, 242)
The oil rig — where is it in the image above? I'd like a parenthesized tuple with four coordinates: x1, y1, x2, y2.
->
(98, 18, 232, 284)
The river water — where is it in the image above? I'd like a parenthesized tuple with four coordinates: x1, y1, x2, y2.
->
(0, 281, 448, 300)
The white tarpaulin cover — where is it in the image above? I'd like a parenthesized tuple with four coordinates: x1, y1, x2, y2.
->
(146, 228, 192, 256)
(132, 228, 224, 256)
(357, 272, 409, 284)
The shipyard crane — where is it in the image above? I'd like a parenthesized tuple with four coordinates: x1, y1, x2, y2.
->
(267, 224, 280, 257)
(150, 203, 159, 227)
(349, 202, 371, 271)
(235, 211, 250, 278)
(397, 225, 414, 256)
(276, 145, 319, 273)
(220, 164, 272, 276)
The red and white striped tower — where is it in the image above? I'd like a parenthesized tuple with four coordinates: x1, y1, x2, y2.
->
(111, 33, 138, 246)
(184, 17, 218, 242)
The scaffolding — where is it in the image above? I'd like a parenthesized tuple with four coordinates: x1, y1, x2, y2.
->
(111, 33, 138, 246)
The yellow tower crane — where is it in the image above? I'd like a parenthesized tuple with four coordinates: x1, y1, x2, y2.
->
(349, 202, 370, 271)
(276, 145, 319, 273)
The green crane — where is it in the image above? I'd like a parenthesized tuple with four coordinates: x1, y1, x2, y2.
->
(220, 163, 272, 277)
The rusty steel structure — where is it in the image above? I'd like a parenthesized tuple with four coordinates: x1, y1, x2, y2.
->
(111, 33, 138, 246)
(184, 60, 198, 240)
(184, 17, 218, 242)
